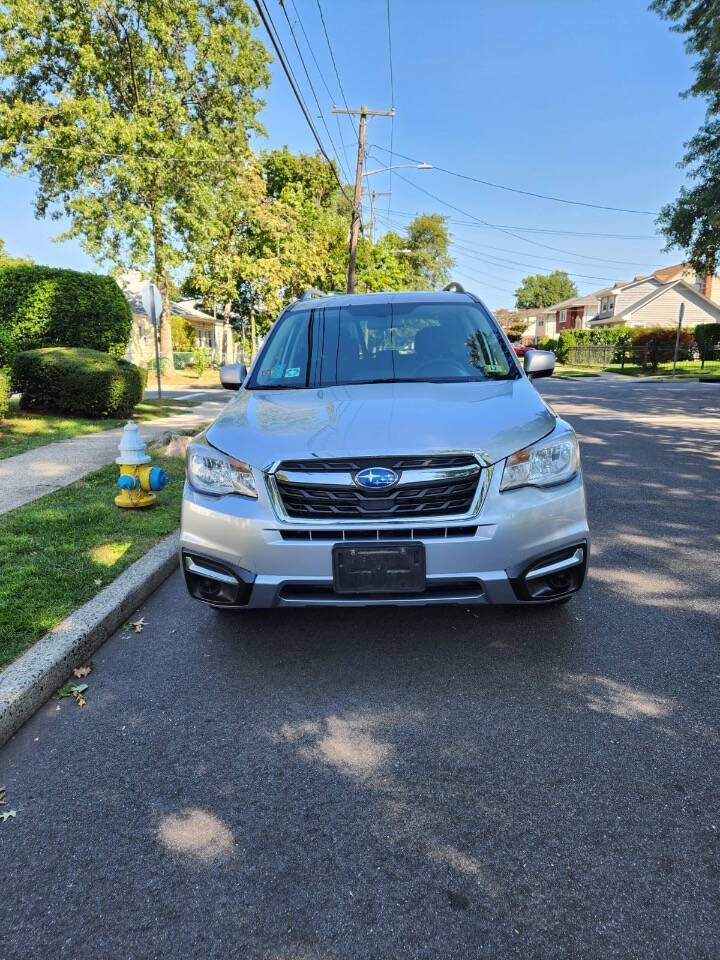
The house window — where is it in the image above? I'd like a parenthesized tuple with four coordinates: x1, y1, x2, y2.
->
(601, 298, 607, 312)
(561, 310, 566, 323)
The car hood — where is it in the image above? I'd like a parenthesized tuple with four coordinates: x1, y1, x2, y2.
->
(206, 379, 556, 468)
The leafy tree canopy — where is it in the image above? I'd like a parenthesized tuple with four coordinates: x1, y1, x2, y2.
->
(494, 308, 529, 340)
(0, 0, 270, 360)
(514, 271, 577, 309)
(652, 2, 720, 273)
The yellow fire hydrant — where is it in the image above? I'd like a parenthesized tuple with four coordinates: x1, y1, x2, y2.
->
(114, 422, 169, 509)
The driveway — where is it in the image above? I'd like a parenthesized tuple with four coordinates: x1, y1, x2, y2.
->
(2, 377, 719, 959)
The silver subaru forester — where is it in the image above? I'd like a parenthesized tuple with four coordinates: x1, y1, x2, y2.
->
(180, 288, 589, 609)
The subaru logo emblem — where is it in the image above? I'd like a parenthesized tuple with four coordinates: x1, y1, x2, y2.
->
(354, 467, 399, 490)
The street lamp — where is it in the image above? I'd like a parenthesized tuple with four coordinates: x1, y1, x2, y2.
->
(362, 162, 432, 178)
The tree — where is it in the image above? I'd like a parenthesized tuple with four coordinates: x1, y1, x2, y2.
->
(404, 214, 454, 289)
(515, 271, 577, 309)
(0, 0, 270, 365)
(652, 2, 720, 274)
(494, 308, 529, 341)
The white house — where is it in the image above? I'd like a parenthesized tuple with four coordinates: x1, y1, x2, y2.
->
(119, 270, 237, 367)
(535, 264, 720, 338)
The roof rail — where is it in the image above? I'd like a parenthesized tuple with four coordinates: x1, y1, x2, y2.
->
(443, 281, 466, 293)
(300, 287, 327, 301)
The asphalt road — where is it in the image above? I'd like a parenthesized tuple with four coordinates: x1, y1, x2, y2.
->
(2, 375, 720, 959)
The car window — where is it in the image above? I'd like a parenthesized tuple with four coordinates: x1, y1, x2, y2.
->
(253, 309, 313, 388)
(248, 299, 516, 389)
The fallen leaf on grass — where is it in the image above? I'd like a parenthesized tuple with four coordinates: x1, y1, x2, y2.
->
(73, 665, 92, 679)
(93, 578, 102, 587)
(0, 810, 16, 823)
(130, 617, 147, 633)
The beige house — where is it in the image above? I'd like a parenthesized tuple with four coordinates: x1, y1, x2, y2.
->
(531, 263, 720, 339)
(589, 274, 720, 329)
(119, 270, 237, 367)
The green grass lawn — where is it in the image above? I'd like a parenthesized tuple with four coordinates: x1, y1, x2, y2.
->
(0, 457, 185, 668)
(604, 360, 720, 378)
(553, 365, 601, 378)
(0, 397, 200, 460)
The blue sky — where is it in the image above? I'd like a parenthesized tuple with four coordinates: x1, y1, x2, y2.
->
(0, 0, 705, 308)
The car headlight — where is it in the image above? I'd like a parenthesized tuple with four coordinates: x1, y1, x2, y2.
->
(500, 430, 579, 491)
(186, 442, 257, 498)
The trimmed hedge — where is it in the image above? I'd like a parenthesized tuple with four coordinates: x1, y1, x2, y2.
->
(0, 368, 9, 420)
(0, 264, 132, 367)
(13, 347, 146, 418)
(695, 323, 720, 365)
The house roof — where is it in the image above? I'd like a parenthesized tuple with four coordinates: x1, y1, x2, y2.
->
(653, 263, 687, 283)
(119, 271, 216, 326)
(545, 292, 600, 312)
(605, 278, 720, 323)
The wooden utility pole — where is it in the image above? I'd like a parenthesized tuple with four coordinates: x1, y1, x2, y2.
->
(332, 104, 394, 293)
(369, 190, 391, 245)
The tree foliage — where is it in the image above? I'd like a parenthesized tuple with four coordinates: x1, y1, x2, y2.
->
(514, 271, 577, 309)
(0, 0, 270, 362)
(494, 308, 529, 340)
(652, 1, 720, 273)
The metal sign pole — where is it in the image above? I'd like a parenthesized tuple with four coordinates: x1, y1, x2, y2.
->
(150, 297, 162, 400)
(672, 302, 685, 375)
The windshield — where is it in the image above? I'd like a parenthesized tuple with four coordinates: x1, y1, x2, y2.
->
(248, 299, 517, 389)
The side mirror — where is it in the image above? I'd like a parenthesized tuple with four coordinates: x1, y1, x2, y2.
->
(524, 349, 555, 380)
(219, 362, 247, 391)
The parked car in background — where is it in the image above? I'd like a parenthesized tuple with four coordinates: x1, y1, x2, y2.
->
(181, 287, 589, 610)
(513, 342, 527, 357)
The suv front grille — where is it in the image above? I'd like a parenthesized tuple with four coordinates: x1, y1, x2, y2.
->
(279, 455, 476, 472)
(273, 455, 481, 520)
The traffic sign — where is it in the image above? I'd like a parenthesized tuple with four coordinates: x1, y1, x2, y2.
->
(141, 283, 163, 326)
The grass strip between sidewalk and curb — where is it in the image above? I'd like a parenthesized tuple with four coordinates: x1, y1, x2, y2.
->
(0, 398, 200, 460)
(0, 457, 185, 669)
(0, 531, 180, 747)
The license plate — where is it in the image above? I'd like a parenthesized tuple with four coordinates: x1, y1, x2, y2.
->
(332, 542, 426, 594)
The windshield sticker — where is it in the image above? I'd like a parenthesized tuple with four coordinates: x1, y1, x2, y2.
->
(485, 363, 505, 374)
(285, 367, 301, 378)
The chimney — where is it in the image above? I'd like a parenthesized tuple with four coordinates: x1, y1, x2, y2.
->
(703, 273, 713, 297)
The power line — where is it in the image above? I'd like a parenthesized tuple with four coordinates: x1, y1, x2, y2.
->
(289, 0, 352, 176)
(385, 0, 395, 222)
(315, 0, 358, 138)
(370, 143, 659, 216)
(390, 169, 656, 266)
(279, 0, 351, 183)
(382, 208, 658, 240)
(449, 242, 616, 283)
(379, 204, 660, 271)
(372, 211, 516, 296)
(252, 0, 352, 205)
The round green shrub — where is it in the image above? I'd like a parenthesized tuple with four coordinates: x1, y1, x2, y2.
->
(13, 347, 146, 418)
(0, 367, 10, 420)
(0, 264, 132, 368)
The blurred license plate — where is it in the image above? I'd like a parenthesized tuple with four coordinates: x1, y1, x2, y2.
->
(332, 543, 426, 594)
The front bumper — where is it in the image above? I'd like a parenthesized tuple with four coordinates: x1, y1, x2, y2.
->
(179, 462, 590, 608)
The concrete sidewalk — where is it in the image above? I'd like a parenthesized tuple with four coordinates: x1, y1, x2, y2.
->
(0, 398, 224, 516)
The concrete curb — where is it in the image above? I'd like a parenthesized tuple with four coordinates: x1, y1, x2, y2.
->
(0, 531, 180, 747)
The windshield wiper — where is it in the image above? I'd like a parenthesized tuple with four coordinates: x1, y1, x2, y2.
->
(251, 383, 306, 390)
